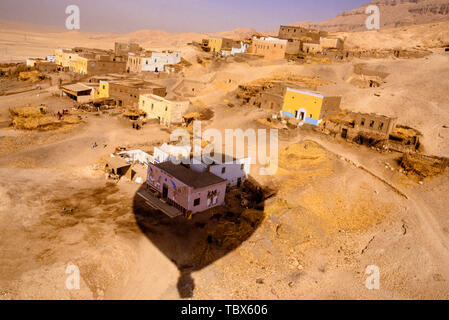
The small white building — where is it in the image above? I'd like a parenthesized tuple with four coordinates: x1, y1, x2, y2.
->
(190, 153, 251, 187)
(141, 51, 181, 72)
(153, 143, 191, 164)
(46, 55, 56, 63)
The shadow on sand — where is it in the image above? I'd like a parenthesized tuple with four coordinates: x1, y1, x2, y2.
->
(132, 177, 273, 298)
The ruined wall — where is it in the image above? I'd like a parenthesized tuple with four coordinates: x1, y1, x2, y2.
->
(278, 25, 327, 42)
(352, 112, 397, 139)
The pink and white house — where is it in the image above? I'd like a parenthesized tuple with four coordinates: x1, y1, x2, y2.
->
(146, 161, 227, 215)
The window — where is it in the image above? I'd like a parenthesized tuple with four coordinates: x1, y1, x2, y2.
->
(165, 106, 168, 111)
(241, 164, 244, 170)
(151, 103, 154, 110)
(369, 120, 375, 128)
(221, 167, 226, 174)
(194, 198, 200, 206)
(102, 85, 105, 90)
(309, 114, 313, 118)
(361, 118, 365, 126)
(379, 122, 384, 130)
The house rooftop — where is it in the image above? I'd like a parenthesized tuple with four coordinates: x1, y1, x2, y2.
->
(253, 36, 287, 44)
(285, 87, 342, 99)
(109, 80, 163, 89)
(153, 161, 226, 189)
(141, 93, 188, 103)
(61, 83, 93, 93)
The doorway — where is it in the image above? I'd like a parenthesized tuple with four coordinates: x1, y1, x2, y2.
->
(162, 184, 168, 199)
(295, 110, 305, 120)
(341, 128, 348, 139)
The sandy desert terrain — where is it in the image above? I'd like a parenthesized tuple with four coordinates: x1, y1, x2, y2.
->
(0, 17, 448, 300)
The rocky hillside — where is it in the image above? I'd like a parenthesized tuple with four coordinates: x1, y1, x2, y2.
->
(296, 0, 449, 32)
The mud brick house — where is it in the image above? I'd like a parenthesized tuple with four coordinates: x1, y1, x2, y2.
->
(302, 42, 321, 54)
(72, 53, 126, 75)
(107, 80, 166, 108)
(351, 112, 397, 141)
(146, 161, 227, 215)
(55, 48, 126, 75)
(35, 61, 58, 73)
(278, 25, 327, 42)
(249, 37, 288, 60)
(249, 36, 302, 60)
(139, 94, 190, 127)
(114, 42, 142, 56)
(322, 111, 400, 146)
(238, 82, 286, 111)
(207, 37, 240, 53)
(281, 88, 341, 125)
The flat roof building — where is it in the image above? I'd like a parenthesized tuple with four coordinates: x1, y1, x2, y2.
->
(139, 93, 189, 127)
(281, 88, 341, 125)
(108, 80, 166, 109)
(146, 161, 227, 215)
(61, 83, 93, 103)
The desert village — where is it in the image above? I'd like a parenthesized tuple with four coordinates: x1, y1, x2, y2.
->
(1, 4, 449, 300)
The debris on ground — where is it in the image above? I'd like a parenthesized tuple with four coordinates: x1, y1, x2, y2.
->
(9, 105, 82, 131)
(399, 153, 449, 179)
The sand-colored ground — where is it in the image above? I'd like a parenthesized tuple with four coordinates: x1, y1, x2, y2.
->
(0, 20, 448, 299)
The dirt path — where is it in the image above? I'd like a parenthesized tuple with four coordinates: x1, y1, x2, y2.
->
(289, 130, 449, 267)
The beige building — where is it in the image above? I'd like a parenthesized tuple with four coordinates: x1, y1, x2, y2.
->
(139, 94, 189, 127)
(115, 42, 142, 56)
(109, 80, 166, 108)
(302, 42, 321, 54)
(249, 37, 298, 60)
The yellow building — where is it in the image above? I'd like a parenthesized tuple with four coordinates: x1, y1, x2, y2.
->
(207, 37, 238, 53)
(139, 94, 189, 127)
(54, 49, 79, 68)
(68, 56, 88, 74)
(208, 38, 223, 53)
(281, 88, 341, 125)
(54, 49, 65, 66)
(98, 81, 109, 98)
